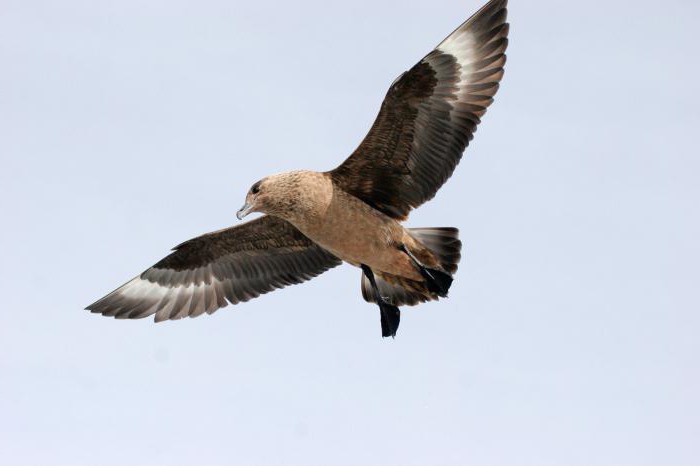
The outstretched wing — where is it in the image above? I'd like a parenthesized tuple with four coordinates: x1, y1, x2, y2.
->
(86, 216, 341, 322)
(329, 0, 509, 220)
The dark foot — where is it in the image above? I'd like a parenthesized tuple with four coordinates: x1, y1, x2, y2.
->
(362, 264, 401, 339)
(379, 300, 401, 338)
(400, 245, 453, 297)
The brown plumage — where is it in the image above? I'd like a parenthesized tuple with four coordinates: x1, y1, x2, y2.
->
(86, 0, 509, 337)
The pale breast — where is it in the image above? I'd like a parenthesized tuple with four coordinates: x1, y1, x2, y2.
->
(291, 179, 417, 278)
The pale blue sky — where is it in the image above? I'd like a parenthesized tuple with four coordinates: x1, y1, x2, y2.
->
(1, 1, 699, 465)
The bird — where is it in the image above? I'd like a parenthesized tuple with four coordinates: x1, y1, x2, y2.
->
(86, 0, 509, 338)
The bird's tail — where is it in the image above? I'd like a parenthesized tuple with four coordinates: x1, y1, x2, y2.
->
(360, 227, 462, 307)
(408, 227, 461, 275)
(407, 227, 461, 297)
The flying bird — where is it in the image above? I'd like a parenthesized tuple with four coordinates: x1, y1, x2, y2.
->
(87, 0, 509, 338)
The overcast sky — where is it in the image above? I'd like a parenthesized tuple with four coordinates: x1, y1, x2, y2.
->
(1, 0, 699, 465)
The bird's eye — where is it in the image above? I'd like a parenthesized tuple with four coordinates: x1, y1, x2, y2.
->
(251, 182, 261, 194)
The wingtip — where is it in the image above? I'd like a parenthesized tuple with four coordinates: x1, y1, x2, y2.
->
(85, 301, 101, 313)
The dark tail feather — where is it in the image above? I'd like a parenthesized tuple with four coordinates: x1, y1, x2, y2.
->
(408, 227, 461, 297)
(419, 267, 454, 297)
(408, 227, 462, 275)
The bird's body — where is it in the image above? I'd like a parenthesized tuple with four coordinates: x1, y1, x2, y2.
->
(264, 171, 428, 282)
(87, 0, 510, 337)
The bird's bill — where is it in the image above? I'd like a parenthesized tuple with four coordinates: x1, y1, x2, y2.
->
(236, 201, 254, 220)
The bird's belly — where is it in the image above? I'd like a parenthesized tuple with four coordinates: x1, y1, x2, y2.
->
(298, 210, 420, 281)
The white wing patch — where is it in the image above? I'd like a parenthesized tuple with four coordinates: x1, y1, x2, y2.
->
(436, 1, 507, 109)
(90, 274, 229, 322)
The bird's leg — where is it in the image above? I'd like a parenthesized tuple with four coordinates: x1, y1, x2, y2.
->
(399, 244, 452, 297)
(361, 264, 400, 338)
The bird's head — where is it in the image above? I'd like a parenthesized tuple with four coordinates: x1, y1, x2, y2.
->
(236, 172, 307, 221)
(236, 178, 267, 220)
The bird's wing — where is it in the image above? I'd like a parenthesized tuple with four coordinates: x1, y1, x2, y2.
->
(328, 0, 508, 220)
(86, 216, 341, 321)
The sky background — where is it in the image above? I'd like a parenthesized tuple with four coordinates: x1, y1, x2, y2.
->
(1, 0, 699, 465)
